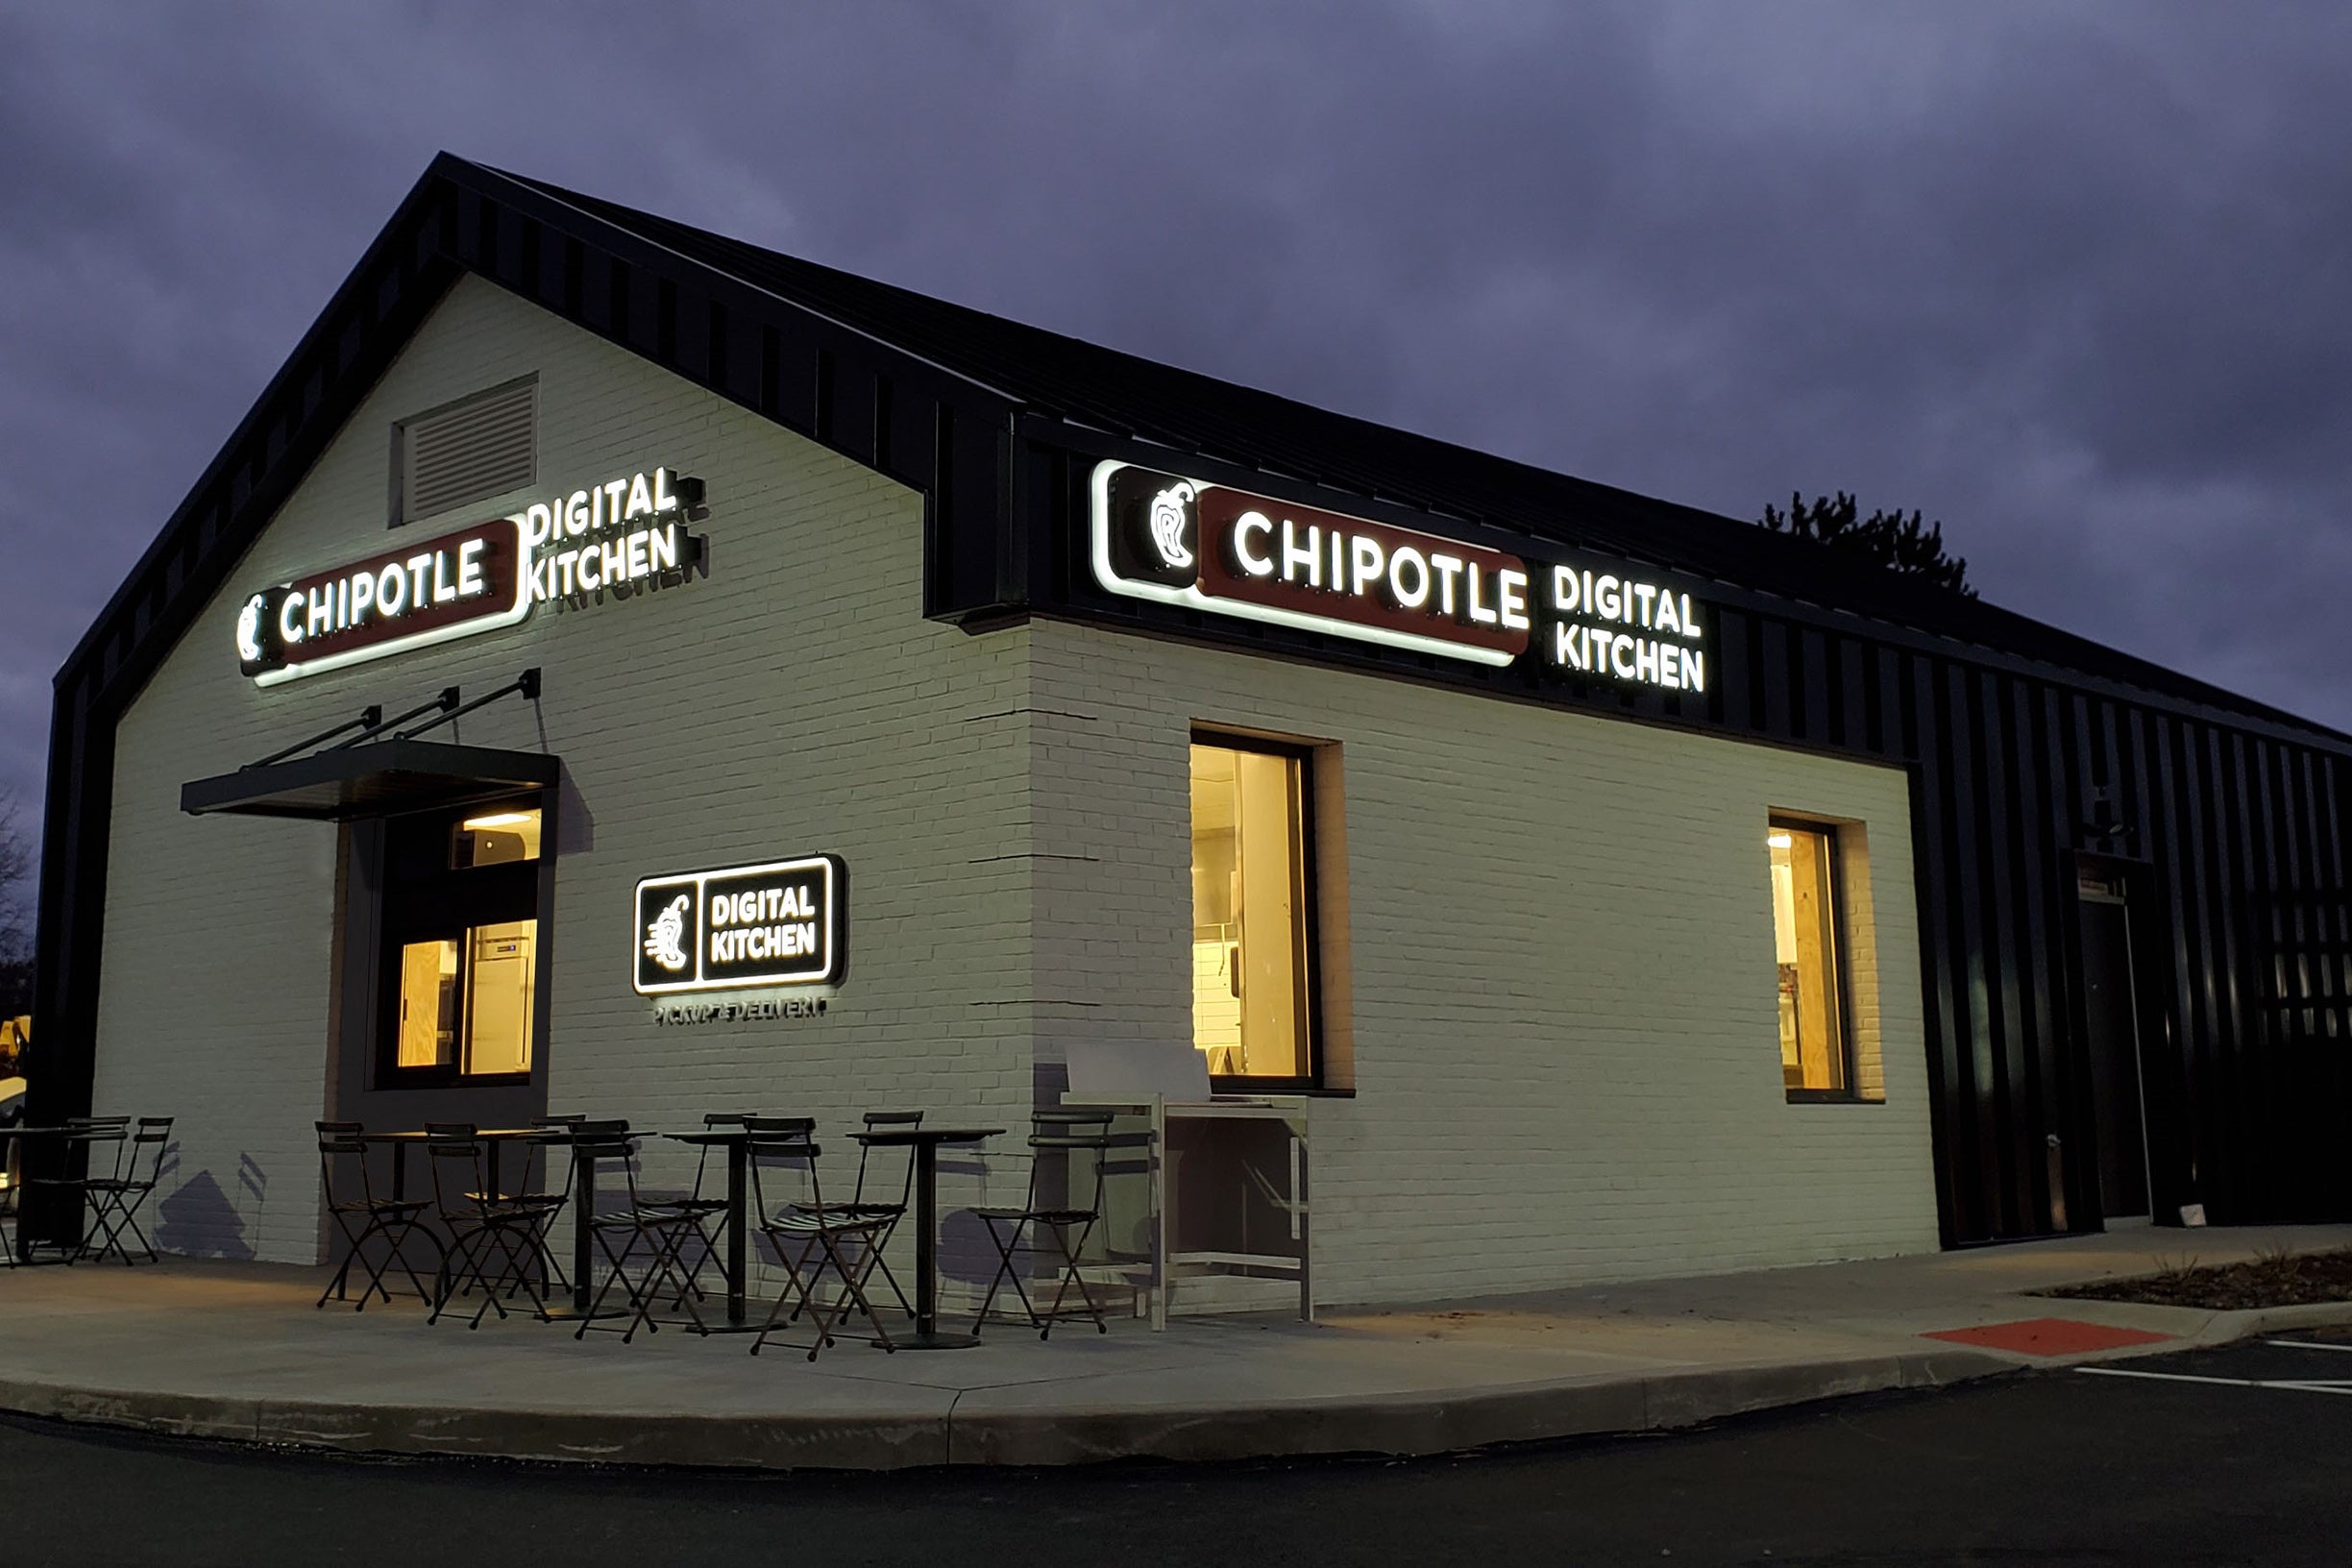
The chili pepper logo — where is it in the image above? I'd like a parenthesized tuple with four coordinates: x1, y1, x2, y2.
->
(644, 894, 692, 972)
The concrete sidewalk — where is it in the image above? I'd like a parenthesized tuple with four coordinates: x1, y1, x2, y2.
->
(2, 1224, 2346, 1469)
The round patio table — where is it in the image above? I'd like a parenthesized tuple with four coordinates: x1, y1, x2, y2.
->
(849, 1127, 1001, 1349)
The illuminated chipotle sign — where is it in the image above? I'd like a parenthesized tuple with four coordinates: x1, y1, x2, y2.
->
(1090, 461, 1707, 694)
(234, 517, 531, 687)
(1094, 463, 1530, 665)
(231, 464, 701, 686)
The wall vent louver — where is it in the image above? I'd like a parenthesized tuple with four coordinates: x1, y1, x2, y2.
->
(396, 377, 537, 524)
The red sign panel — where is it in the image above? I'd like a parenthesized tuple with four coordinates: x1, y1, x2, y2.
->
(1194, 487, 1531, 657)
(236, 517, 531, 685)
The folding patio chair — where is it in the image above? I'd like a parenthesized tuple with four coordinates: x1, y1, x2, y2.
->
(790, 1110, 924, 1319)
(642, 1111, 755, 1303)
(972, 1111, 1120, 1339)
(20, 1116, 129, 1264)
(425, 1126, 557, 1329)
(514, 1115, 588, 1295)
(315, 1121, 437, 1310)
(570, 1123, 710, 1344)
(746, 1117, 898, 1361)
(80, 1117, 173, 1265)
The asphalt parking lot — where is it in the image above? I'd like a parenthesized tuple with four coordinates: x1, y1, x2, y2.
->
(2, 1335, 2347, 1566)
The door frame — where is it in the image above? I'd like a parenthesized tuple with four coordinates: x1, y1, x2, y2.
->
(2062, 848, 2185, 1230)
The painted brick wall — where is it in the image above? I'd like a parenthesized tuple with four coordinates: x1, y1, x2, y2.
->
(1022, 620, 1939, 1305)
(91, 273, 1937, 1306)
(94, 277, 1041, 1265)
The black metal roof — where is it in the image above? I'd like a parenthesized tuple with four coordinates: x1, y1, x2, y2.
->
(499, 165, 2344, 745)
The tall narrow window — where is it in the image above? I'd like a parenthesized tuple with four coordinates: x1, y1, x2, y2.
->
(1190, 737, 1320, 1086)
(380, 803, 543, 1085)
(1769, 820, 1851, 1096)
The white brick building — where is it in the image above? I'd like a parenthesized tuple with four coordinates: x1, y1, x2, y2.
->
(33, 159, 2351, 1305)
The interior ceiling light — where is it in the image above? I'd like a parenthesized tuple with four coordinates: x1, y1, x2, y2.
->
(1767, 832, 1794, 849)
(461, 811, 535, 830)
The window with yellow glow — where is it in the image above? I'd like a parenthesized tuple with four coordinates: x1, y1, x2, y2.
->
(1190, 738, 1319, 1085)
(1769, 821, 1851, 1095)
(380, 802, 541, 1084)
(393, 919, 536, 1077)
(452, 807, 542, 868)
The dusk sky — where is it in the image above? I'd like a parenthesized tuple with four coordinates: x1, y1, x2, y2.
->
(7, 3, 2352, 883)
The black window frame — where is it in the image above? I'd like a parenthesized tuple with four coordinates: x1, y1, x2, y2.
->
(1770, 813, 1863, 1105)
(1191, 728, 1327, 1095)
(372, 799, 544, 1090)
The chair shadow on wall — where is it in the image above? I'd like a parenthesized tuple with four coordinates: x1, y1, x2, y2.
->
(153, 1155, 259, 1262)
(938, 1152, 1001, 1288)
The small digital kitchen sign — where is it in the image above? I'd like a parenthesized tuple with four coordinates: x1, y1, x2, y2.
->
(632, 855, 845, 994)
(1090, 461, 1709, 695)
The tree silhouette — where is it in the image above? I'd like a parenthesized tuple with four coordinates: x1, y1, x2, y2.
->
(1759, 491, 1974, 598)
(0, 790, 27, 1057)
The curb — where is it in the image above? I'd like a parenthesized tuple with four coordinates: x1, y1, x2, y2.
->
(2182, 1300, 2352, 1344)
(0, 1347, 2015, 1472)
(2018, 1298, 2352, 1361)
(942, 1348, 2013, 1466)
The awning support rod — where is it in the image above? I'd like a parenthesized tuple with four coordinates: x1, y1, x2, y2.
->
(330, 688, 458, 749)
(397, 669, 541, 741)
(249, 705, 383, 769)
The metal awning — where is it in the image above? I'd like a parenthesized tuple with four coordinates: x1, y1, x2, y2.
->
(180, 739, 559, 821)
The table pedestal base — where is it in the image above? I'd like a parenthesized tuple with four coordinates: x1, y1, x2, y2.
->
(883, 1330, 982, 1350)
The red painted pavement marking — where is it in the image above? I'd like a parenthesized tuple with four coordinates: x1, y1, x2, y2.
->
(1922, 1317, 2174, 1356)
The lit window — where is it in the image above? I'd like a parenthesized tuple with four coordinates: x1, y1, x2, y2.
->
(380, 800, 541, 1084)
(1190, 738, 1319, 1085)
(453, 806, 541, 868)
(393, 919, 537, 1077)
(1769, 821, 1851, 1095)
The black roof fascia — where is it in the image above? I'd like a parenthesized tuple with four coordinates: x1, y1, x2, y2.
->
(180, 740, 560, 821)
(1023, 418, 2352, 755)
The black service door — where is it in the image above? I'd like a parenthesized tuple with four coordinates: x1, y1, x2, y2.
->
(2079, 896, 2150, 1219)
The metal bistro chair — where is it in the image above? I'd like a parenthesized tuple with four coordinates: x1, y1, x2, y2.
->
(785, 1109, 931, 1335)
(514, 1115, 589, 1295)
(797, 1110, 925, 1320)
(315, 1122, 438, 1310)
(20, 1116, 130, 1264)
(0, 1143, 16, 1269)
(80, 1117, 173, 1265)
(973, 1111, 1121, 1339)
(571, 1123, 710, 1344)
(643, 1111, 754, 1303)
(425, 1125, 557, 1329)
(746, 1117, 897, 1361)
(0, 1108, 25, 1269)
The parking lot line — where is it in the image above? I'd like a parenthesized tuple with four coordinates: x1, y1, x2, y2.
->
(2263, 1339, 2352, 1354)
(2076, 1366, 2352, 1396)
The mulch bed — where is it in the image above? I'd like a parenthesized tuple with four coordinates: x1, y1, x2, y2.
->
(2045, 1248, 2352, 1311)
